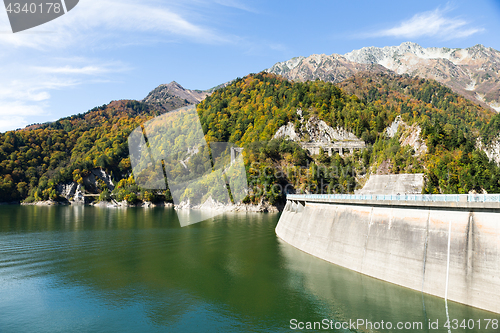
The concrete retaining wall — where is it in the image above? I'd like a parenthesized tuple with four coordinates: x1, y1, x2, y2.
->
(276, 201, 500, 313)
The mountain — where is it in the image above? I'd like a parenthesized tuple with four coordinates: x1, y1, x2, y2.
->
(142, 81, 209, 112)
(2, 70, 500, 204)
(266, 42, 500, 112)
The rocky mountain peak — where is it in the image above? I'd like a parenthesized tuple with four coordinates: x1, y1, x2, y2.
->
(142, 81, 209, 112)
(163, 81, 184, 90)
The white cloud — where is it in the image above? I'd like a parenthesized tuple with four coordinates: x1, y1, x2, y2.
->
(0, 0, 229, 49)
(369, 7, 483, 40)
(0, 0, 233, 132)
(33, 63, 127, 75)
(0, 0, 266, 132)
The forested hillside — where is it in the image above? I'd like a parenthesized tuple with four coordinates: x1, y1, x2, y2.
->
(198, 72, 500, 198)
(0, 101, 162, 202)
(1, 72, 500, 205)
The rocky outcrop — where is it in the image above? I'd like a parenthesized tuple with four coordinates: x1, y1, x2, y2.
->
(273, 122, 300, 141)
(273, 109, 361, 143)
(476, 137, 500, 165)
(304, 117, 359, 142)
(385, 115, 402, 138)
(82, 169, 114, 193)
(56, 168, 113, 203)
(56, 182, 85, 203)
(384, 116, 427, 156)
(21, 200, 69, 206)
(56, 182, 78, 199)
(89, 199, 174, 208)
(399, 124, 428, 156)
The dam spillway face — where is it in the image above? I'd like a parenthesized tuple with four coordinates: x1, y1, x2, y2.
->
(276, 199, 500, 314)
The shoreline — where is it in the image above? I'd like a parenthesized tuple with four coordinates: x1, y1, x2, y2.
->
(16, 199, 281, 212)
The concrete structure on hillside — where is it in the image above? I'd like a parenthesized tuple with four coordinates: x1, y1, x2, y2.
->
(355, 173, 424, 195)
(276, 194, 500, 314)
(301, 141, 366, 156)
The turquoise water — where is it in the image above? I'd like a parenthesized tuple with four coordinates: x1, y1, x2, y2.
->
(0, 205, 499, 332)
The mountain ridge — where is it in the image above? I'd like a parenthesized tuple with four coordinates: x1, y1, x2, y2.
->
(266, 42, 500, 112)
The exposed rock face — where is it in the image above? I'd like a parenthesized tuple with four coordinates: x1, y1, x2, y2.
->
(384, 116, 427, 156)
(142, 81, 209, 112)
(477, 138, 500, 165)
(73, 185, 85, 203)
(273, 122, 300, 141)
(399, 124, 428, 156)
(273, 110, 361, 143)
(21, 200, 68, 206)
(305, 117, 359, 142)
(345, 43, 500, 112)
(267, 42, 500, 112)
(385, 115, 402, 138)
(56, 182, 84, 203)
(82, 169, 115, 193)
(56, 182, 78, 199)
(56, 168, 114, 203)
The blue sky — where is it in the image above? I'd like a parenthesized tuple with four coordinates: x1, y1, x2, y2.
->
(0, 0, 499, 132)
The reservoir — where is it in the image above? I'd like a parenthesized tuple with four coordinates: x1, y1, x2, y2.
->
(0, 205, 499, 332)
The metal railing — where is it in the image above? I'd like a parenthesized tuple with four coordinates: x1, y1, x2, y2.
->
(286, 193, 500, 203)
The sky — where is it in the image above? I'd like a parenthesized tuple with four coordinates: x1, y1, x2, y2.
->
(0, 0, 500, 132)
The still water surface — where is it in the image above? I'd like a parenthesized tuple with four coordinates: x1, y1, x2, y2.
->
(0, 205, 499, 332)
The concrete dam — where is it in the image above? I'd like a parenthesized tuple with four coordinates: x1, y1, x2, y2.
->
(276, 193, 500, 314)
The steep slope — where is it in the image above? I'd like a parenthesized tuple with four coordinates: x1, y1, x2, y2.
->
(266, 42, 500, 112)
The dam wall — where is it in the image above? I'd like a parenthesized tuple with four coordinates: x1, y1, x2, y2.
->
(276, 197, 500, 314)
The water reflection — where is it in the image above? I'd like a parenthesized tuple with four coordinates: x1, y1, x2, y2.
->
(0, 206, 499, 333)
(278, 237, 500, 332)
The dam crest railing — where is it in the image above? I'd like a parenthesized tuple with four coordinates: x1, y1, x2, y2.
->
(286, 193, 500, 203)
